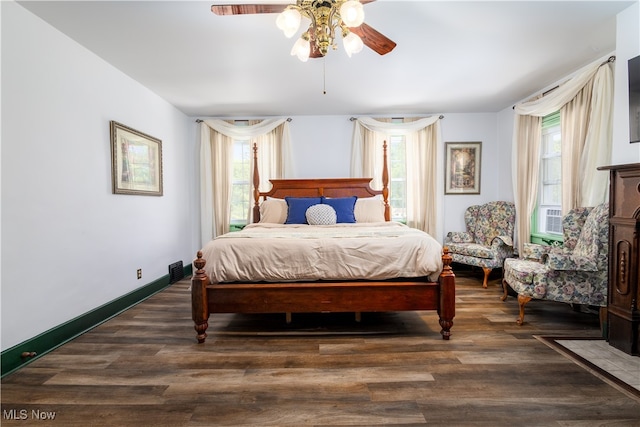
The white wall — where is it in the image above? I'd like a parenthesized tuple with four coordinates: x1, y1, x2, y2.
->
(201, 112, 502, 239)
(440, 113, 503, 236)
(1, 2, 197, 350)
(494, 1, 640, 207)
(288, 115, 354, 178)
(269, 113, 501, 238)
(496, 108, 515, 202)
(612, 1, 640, 163)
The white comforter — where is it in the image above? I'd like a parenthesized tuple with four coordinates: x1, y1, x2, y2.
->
(200, 222, 444, 283)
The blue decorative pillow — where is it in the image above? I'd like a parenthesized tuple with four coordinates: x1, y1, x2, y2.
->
(285, 197, 322, 224)
(321, 196, 357, 223)
(306, 204, 337, 225)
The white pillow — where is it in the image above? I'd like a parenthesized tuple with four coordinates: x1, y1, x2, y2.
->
(259, 198, 287, 223)
(354, 197, 386, 222)
(305, 204, 337, 225)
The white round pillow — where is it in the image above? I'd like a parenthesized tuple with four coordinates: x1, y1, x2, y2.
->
(305, 204, 337, 225)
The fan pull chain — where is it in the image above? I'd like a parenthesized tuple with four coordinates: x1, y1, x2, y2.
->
(323, 57, 327, 95)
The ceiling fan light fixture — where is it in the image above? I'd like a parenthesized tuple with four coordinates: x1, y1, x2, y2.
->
(235, 0, 395, 60)
(213, 1, 396, 60)
(290, 34, 311, 62)
(276, 8, 302, 38)
(342, 30, 363, 57)
(339, 1, 365, 27)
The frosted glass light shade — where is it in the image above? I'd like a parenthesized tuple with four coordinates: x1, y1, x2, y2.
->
(276, 8, 302, 38)
(340, 1, 365, 27)
(290, 37, 310, 62)
(343, 32, 363, 57)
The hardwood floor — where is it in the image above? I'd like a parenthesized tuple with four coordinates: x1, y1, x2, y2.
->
(2, 269, 640, 426)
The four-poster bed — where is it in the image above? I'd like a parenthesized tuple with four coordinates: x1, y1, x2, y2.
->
(191, 142, 455, 343)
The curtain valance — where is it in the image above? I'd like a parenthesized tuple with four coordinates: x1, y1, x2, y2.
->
(201, 118, 289, 139)
(513, 59, 605, 116)
(353, 116, 441, 135)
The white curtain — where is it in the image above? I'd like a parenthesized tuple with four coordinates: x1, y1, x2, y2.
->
(350, 116, 443, 239)
(512, 56, 614, 254)
(560, 80, 593, 213)
(580, 63, 614, 206)
(199, 118, 292, 245)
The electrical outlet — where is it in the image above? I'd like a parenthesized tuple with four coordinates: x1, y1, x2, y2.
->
(137, 269, 142, 279)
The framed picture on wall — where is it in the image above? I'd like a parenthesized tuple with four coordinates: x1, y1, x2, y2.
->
(110, 121, 163, 196)
(445, 141, 481, 195)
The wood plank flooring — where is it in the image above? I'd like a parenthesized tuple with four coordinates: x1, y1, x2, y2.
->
(2, 269, 640, 426)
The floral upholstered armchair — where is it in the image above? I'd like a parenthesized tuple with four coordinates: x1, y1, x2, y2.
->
(502, 203, 609, 325)
(444, 201, 516, 288)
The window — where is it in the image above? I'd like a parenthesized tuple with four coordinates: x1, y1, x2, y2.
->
(532, 111, 562, 244)
(388, 134, 407, 222)
(388, 120, 407, 223)
(229, 122, 251, 231)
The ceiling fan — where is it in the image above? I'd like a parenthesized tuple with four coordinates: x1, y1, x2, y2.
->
(211, 1, 396, 61)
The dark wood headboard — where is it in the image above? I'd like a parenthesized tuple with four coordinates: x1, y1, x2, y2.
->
(251, 143, 390, 223)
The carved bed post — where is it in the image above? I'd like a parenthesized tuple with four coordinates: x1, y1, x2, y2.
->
(252, 142, 261, 223)
(382, 140, 391, 221)
(438, 247, 455, 340)
(192, 251, 210, 343)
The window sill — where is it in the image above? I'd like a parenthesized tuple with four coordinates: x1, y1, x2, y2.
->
(229, 224, 247, 232)
(530, 232, 563, 246)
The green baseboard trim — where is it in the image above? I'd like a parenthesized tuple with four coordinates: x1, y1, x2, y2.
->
(1, 263, 193, 378)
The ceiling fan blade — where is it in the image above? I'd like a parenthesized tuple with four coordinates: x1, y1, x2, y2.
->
(349, 22, 396, 56)
(211, 4, 288, 15)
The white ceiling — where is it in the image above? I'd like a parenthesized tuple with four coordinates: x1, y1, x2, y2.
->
(17, 0, 634, 117)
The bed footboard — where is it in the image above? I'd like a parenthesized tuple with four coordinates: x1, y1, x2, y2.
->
(191, 248, 455, 343)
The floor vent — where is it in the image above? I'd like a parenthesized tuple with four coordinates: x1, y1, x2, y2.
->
(168, 261, 184, 284)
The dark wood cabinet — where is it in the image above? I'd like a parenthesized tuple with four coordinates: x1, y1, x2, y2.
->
(599, 163, 640, 355)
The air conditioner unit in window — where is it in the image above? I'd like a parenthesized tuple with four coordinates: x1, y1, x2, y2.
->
(544, 208, 563, 234)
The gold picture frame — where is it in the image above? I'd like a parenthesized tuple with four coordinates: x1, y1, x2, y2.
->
(445, 141, 481, 195)
(110, 121, 163, 196)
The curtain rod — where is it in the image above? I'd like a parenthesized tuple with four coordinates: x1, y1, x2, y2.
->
(349, 115, 445, 121)
(195, 118, 292, 123)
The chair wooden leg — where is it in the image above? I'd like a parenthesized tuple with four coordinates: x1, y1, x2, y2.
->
(501, 278, 509, 302)
(516, 294, 532, 325)
(482, 267, 492, 288)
